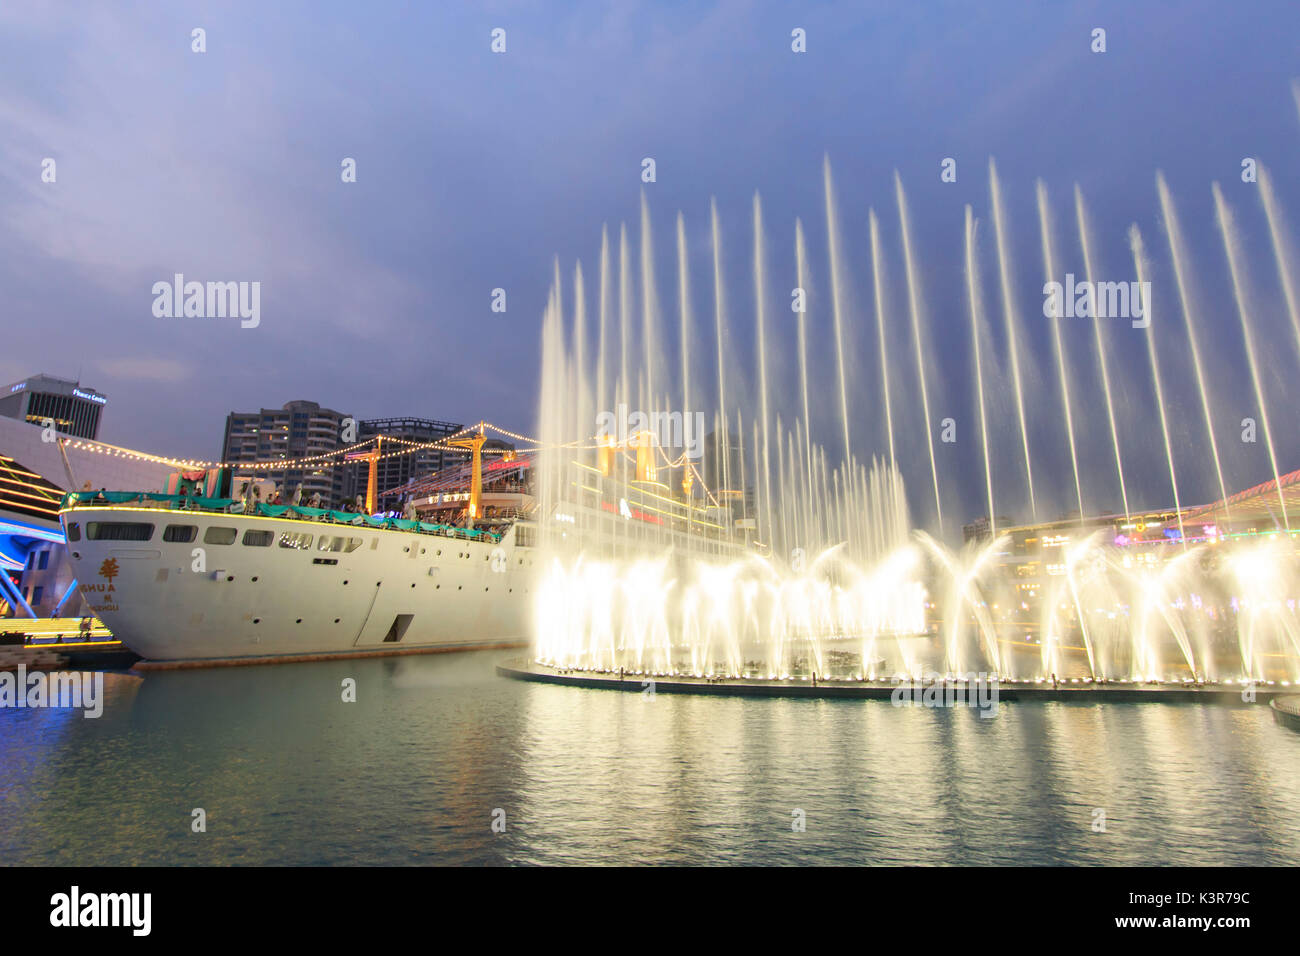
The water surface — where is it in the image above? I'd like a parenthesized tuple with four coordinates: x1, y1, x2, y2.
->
(1, 650, 1296, 865)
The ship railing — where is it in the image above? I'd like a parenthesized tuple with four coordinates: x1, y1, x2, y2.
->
(481, 506, 533, 521)
(60, 491, 505, 545)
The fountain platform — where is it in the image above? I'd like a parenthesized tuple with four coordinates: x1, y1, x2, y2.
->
(1270, 696, 1300, 731)
(497, 659, 1292, 705)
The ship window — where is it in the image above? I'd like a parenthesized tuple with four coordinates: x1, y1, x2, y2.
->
(317, 535, 363, 553)
(242, 530, 274, 547)
(86, 521, 154, 542)
(65, 522, 80, 542)
(278, 532, 314, 550)
(163, 524, 198, 543)
(204, 527, 237, 545)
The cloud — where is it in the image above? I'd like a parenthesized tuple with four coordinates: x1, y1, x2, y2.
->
(95, 357, 191, 384)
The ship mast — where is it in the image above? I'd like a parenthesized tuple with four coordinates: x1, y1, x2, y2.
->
(449, 425, 487, 528)
(365, 435, 382, 514)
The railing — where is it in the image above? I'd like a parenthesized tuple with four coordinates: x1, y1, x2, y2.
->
(61, 491, 506, 544)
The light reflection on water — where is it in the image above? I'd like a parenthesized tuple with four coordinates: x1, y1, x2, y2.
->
(0, 650, 1296, 865)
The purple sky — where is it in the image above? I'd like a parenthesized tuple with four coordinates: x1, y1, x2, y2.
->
(2, 1, 1298, 527)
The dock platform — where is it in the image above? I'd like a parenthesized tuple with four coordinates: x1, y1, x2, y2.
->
(498, 659, 1295, 705)
(1271, 696, 1300, 731)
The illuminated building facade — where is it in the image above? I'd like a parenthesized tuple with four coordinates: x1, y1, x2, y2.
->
(0, 374, 107, 440)
(221, 400, 351, 503)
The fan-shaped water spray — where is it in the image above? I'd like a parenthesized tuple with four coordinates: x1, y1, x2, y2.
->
(529, 150, 1300, 687)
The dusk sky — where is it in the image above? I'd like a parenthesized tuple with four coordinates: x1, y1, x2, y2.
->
(3, 1, 1298, 530)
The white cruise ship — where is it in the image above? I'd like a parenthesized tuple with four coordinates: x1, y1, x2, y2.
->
(58, 430, 740, 666)
(60, 473, 539, 667)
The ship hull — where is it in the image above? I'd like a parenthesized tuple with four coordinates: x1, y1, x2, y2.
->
(61, 506, 535, 663)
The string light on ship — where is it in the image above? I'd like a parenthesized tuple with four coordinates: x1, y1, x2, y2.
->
(61, 420, 613, 476)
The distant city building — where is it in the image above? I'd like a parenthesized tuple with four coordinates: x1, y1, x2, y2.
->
(962, 515, 1016, 544)
(221, 400, 350, 502)
(220, 404, 474, 507)
(702, 428, 755, 523)
(343, 417, 464, 506)
(0, 374, 107, 440)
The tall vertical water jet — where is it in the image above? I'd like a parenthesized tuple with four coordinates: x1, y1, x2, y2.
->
(823, 156, 853, 462)
(1036, 180, 1085, 521)
(795, 218, 815, 525)
(965, 206, 996, 536)
(753, 192, 774, 551)
(618, 223, 632, 414)
(1257, 165, 1300, 365)
(988, 160, 1037, 521)
(676, 212, 692, 438)
(640, 192, 659, 422)
(597, 226, 610, 423)
(868, 209, 897, 471)
(751, 417, 761, 551)
(1075, 185, 1131, 522)
(1156, 172, 1230, 517)
(676, 211, 694, 534)
(776, 416, 789, 554)
(572, 260, 589, 449)
(1213, 182, 1290, 527)
(894, 172, 944, 536)
(736, 409, 747, 524)
(710, 199, 732, 512)
(1128, 224, 1185, 542)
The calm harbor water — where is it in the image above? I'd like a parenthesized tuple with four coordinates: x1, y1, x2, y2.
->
(1, 649, 1297, 866)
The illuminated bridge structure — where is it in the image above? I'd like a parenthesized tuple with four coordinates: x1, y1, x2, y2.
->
(0, 452, 66, 616)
